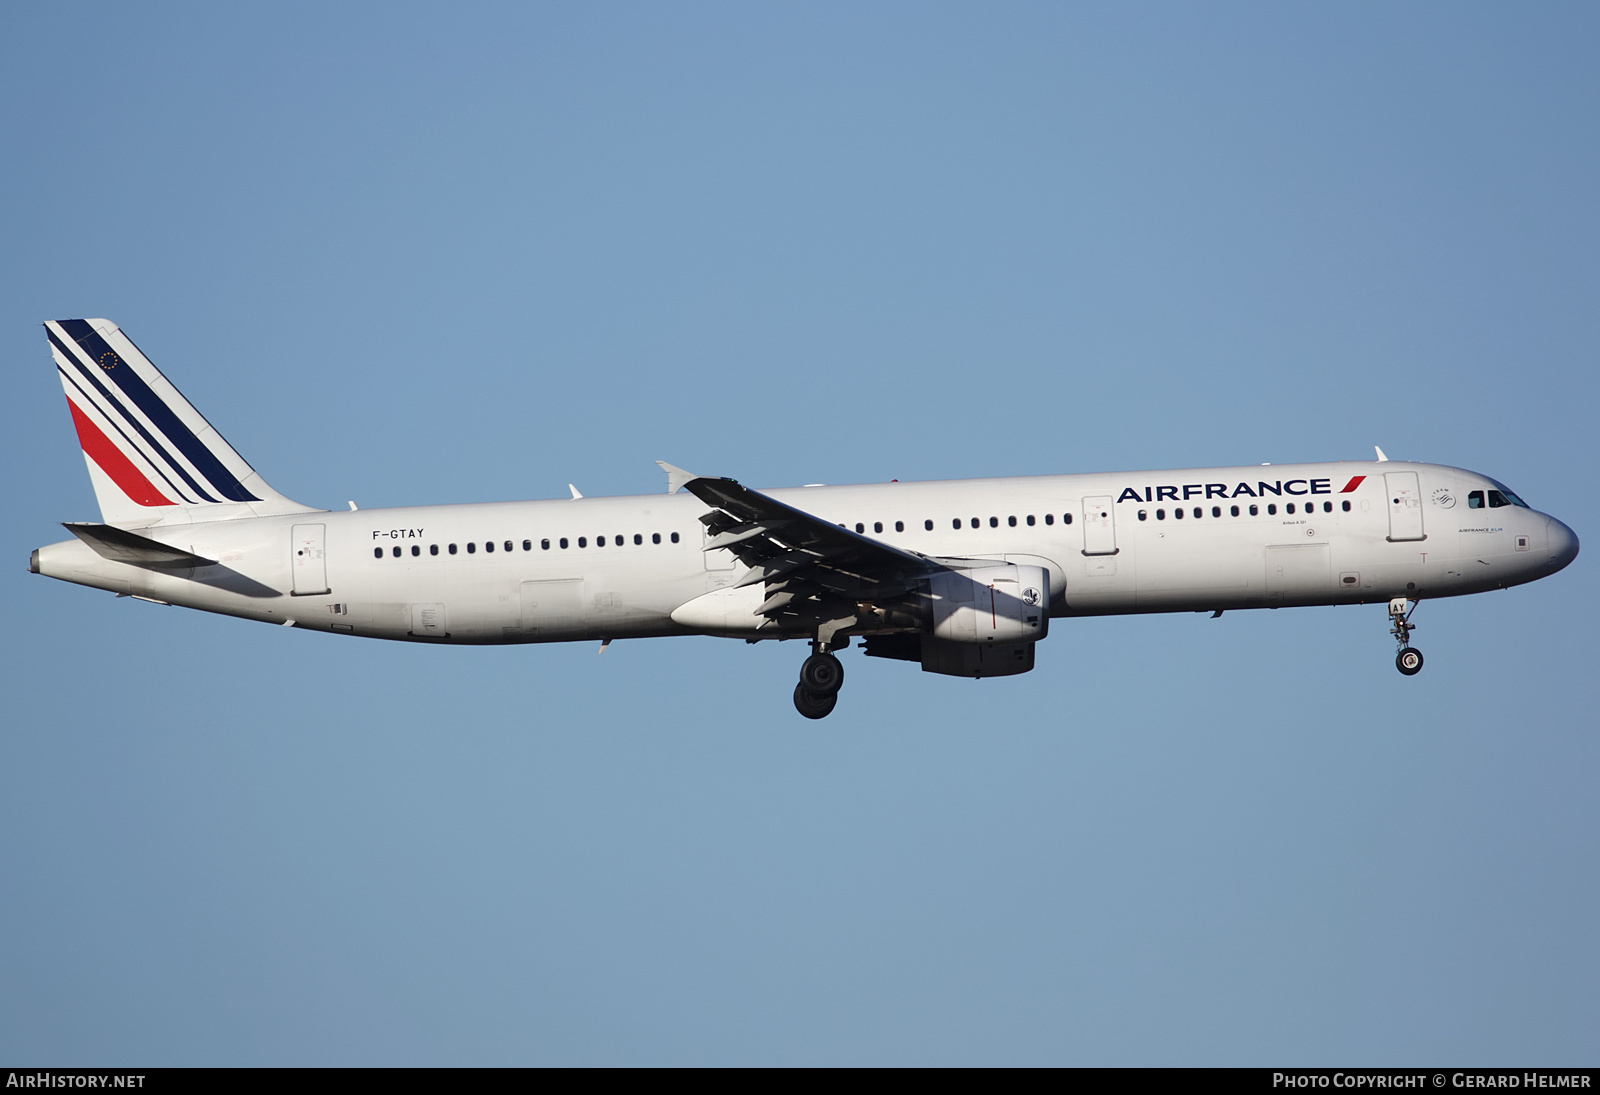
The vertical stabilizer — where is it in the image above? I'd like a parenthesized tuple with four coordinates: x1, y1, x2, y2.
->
(47, 319, 318, 528)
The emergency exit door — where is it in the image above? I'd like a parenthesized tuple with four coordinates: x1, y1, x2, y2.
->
(1384, 472, 1426, 542)
(291, 524, 329, 595)
(1082, 496, 1118, 555)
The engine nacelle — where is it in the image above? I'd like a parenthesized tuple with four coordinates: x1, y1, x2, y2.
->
(861, 633, 1037, 678)
(928, 564, 1048, 645)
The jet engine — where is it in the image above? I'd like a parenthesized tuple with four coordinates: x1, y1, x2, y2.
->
(928, 564, 1048, 644)
(859, 563, 1048, 679)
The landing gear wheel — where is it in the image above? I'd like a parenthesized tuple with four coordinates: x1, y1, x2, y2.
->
(793, 683, 838, 719)
(1396, 647, 1424, 676)
(799, 652, 845, 695)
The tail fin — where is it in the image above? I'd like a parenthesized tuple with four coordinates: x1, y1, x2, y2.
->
(46, 318, 317, 528)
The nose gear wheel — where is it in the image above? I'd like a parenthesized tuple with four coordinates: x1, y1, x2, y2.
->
(1388, 597, 1423, 676)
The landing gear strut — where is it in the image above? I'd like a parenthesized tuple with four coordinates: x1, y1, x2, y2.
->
(1389, 597, 1423, 676)
(793, 637, 847, 719)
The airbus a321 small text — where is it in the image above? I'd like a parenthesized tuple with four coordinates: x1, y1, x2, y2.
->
(33, 319, 1580, 718)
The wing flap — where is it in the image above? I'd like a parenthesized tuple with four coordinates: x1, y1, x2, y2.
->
(681, 476, 935, 628)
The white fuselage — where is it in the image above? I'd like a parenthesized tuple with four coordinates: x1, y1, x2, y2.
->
(34, 460, 1576, 645)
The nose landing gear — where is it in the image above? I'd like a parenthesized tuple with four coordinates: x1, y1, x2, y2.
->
(793, 639, 846, 719)
(1389, 597, 1423, 676)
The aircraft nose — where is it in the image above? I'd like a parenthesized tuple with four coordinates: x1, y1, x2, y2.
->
(1545, 516, 1579, 572)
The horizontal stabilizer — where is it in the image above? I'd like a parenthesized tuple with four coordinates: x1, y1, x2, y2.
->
(62, 522, 216, 569)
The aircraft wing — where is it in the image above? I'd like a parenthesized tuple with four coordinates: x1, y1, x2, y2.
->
(682, 476, 937, 619)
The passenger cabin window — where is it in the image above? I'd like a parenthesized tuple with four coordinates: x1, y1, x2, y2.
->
(924, 520, 934, 531)
(1341, 501, 1351, 512)
(393, 546, 402, 557)
(874, 521, 883, 533)
(541, 539, 550, 550)
(411, 545, 420, 556)
(634, 534, 643, 545)
(971, 518, 980, 528)
(1230, 505, 1239, 517)
(1156, 508, 1166, 520)
(596, 536, 605, 547)
(855, 523, 864, 533)
(989, 517, 998, 528)
(1138, 510, 1148, 521)
(468, 542, 477, 553)
(1063, 513, 1073, 525)
(373, 548, 382, 558)
(485, 541, 494, 552)
(1267, 504, 1277, 515)
(578, 537, 587, 548)
(449, 543, 458, 554)
(895, 521, 904, 532)
(1026, 515, 1035, 526)
(522, 540, 531, 551)
(670, 532, 680, 543)
(1249, 505, 1259, 516)
(431, 544, 439, 556)
(559, 538, 569, 549)
(1045, 514, 1055, 525)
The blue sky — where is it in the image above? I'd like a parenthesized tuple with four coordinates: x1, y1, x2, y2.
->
(2, 1, 1596, 1065)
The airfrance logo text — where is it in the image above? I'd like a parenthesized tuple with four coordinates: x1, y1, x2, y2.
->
(1117, 476, 1366, 504)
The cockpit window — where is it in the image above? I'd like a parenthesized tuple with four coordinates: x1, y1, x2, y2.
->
(1468, 490, 1485, 509)
(1486, 481, 1531, 508)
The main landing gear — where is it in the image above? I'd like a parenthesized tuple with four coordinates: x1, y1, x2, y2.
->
(794, 643, 846, 719)
(1389, 597, 1424, 676)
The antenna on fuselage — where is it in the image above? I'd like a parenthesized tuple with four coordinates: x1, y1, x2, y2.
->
(1374, 446, 1390, 462)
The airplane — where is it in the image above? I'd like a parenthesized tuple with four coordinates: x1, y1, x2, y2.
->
(31, 318, 1580, 719)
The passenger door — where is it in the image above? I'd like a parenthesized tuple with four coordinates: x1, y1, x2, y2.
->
(290, 524, 329, 595)
(1385, 472, 1426, 542)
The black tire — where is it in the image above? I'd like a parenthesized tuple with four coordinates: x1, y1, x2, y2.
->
(799, 652, 845, 695)
(793, 683, 838, 720)
(1396, 647, 1424, 676)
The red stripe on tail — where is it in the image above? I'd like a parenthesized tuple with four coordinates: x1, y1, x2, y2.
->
(1340, 475, 1367, 493)
(67, 398, 176, 506)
